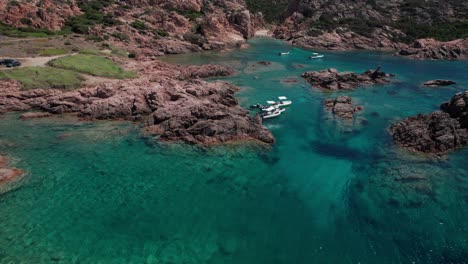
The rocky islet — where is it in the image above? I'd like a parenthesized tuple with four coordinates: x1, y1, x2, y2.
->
(301, 67, 394, 91)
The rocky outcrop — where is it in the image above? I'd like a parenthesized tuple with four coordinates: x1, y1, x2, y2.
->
(390, 91, 468, 154)
(301, 67, 394, 91)
(399, 39, 468, 60)
(0, 0, 81, 31)
(324, 96, 363, 119)
(423, 80, 457, 87)
(0, 60, 274, 146)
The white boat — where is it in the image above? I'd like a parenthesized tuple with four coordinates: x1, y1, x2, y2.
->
(309, 54, 324, 59)
(312, 52, 319, 55)
(261, 105, 279, 112)
(262, 108, 286, 119)
(279, 52, 290, 56)
(267, 96, 292, 107)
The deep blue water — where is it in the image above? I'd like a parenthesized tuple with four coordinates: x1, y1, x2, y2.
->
(0, 38, 467, 263)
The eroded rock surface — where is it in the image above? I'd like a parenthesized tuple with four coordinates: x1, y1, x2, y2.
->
(390, 91, 468, 154)
(0, 61, 274, 145)
(302, 67, 394, 91)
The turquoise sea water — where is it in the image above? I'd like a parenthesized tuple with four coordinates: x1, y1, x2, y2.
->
(0, 38, 467, 263)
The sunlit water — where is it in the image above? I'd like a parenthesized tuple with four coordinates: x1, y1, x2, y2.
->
(0, 38, 467, 263)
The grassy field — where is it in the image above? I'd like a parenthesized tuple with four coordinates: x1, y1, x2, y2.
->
(0, 67, 83, 90)
(38, 48, 69, 56)
(49, 54, 136, 78)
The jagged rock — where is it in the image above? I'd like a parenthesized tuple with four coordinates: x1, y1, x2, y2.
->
(302, 66, 394, 91)
(0, 0, 81, 30)
(0, 60, 274, 146)
(390, 91, 468, 154)
(324, 96, 363, 119)
(423, 80, 457, 87)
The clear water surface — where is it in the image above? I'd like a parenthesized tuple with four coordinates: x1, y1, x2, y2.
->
(0, 38, 467, 263)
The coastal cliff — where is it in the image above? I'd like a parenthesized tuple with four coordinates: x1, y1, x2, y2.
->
(272, 0, 467, 59)
(0, 0, 265, 56)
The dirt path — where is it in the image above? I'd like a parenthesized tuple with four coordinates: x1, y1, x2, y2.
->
(0, 53, 77, 68)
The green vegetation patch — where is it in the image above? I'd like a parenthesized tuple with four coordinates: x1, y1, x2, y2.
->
(49, 54, 136, 79)
(0, 22, 57, 38)
(65, 0, 121, 34)
(39, 48, 69, 56)
(0, 67, 83, 90)
(245, 0, 289, 23)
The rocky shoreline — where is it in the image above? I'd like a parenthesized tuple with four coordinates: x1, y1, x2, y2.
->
(0, 60, 274, 145)
(390, 91, 468, 154)
(301, 67, 394, 91)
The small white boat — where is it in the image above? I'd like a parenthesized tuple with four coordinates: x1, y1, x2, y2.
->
(312, 52, 319, 55)
(262, 108, 286, 119)
(309, 54, 324, 59)
(261, 105, 280, 112)
(267, 96, 292, 107)
(279, 52, 290, 56)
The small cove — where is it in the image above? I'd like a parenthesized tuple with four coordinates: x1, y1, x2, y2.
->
(0, 38, 467, 263)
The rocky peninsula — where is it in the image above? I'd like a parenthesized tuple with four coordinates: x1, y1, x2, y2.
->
(0, 60, 274, 145)
(390, 91, 468, 154)
(301, 67, 394, 91)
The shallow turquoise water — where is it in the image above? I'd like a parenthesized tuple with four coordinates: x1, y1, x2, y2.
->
(0, 38, 467, 263)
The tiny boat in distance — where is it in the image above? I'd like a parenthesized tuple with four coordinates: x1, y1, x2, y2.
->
(262, 108, 286, 119)
(279, 52, 290, 56)
(309, 54, 324, 59)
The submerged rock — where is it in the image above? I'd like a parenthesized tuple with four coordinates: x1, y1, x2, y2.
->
(20, 112, 53, 120)
(324, 96, 363, 119)
(390, 91, 468, 154)
(301, 66, 394, 91)
(0, 167, 24, 186)
(0, 156, 8, 168)
(423, 80, 456, 87)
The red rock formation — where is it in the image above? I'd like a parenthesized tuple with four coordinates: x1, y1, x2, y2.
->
(399, 39, 467, 60)
(0, 0, 81, 31)
(0, 61, 274, 145)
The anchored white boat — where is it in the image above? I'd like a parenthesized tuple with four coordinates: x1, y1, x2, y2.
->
(262, 108, 286, 119)
(267, 96, 292, 107)
(309, 54, 324, 59)
(279, 52, 290, 56)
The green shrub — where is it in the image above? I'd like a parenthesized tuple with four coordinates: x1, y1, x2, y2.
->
(130, 20, 148, 31)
